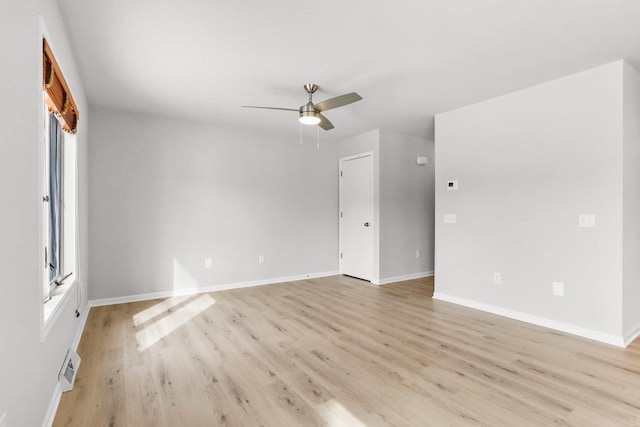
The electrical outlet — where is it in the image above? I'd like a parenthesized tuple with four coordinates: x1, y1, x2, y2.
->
(553, 282, 564, 296)
(493, 272, 501, 284)
(444, 214, 457, 224)
(578, 214, 596, 228)
(204, 258, 212, 269)
(416, 250, 421, 259)
(258, 255, 264, 264)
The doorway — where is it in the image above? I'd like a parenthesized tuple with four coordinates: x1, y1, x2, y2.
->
(339, 152, 374, 281)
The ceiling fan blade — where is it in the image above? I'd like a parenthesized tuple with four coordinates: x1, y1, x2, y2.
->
(318, 113, 334, 131)
(241, 106, 298, 111)
(314, 92, 362, 112)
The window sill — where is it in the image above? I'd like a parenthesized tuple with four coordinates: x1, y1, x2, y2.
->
(42, 279, 76, 341)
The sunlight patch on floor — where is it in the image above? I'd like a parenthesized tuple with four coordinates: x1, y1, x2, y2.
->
(133, 295, 193, 327)
(320, 400, 368, 427)
(135, 294, 215, 353)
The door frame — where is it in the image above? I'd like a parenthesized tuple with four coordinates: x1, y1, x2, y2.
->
(339, 151, 375, 281)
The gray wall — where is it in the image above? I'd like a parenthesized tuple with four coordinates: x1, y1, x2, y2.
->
(0, 0, 90, 425)
(623, 62, 640, 339)
(339, 130, 434, 283)
(435, 61, 624, 339)
(379, 130, 434, 279)
(89, 108, 339, 300)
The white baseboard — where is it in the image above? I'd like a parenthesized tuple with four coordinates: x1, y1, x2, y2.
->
(42, 384, 61, 427)
(624, 323, 640, 347)
(432, 292, 626, 348)
(89, 271, 340, 307)
(372, 271, 434, 286)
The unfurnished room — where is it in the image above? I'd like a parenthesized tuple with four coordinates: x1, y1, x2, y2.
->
(2, 1, 640, 426)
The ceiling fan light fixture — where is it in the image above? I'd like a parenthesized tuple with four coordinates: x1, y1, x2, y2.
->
(299, 111, 321, 125)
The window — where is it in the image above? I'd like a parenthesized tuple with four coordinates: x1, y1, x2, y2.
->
(44, 110, 64, 299)
(43, 112, 77, 301)
(42, 37, 79, 328)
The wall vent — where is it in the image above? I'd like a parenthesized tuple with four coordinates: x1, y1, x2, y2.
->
(59, 349, 81, 392)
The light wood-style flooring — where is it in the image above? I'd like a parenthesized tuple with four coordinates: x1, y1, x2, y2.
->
(54, 275, 640, 426)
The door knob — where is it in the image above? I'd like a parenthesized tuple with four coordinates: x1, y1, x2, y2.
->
(364, 222, 370, 227)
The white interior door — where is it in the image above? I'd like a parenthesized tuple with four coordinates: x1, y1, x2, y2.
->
(339, 153, 374, 281)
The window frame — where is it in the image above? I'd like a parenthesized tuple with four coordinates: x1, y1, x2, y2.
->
(39, 27, 80, 342)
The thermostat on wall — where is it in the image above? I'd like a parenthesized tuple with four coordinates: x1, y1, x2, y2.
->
(416, 156, 428, 165)
(447, 180, 458, 190)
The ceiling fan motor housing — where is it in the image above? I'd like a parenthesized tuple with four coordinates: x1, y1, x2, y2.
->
(299, 102, 317, 114)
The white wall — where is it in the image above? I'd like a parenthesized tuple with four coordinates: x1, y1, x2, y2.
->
(0, 0, 90, 425)
(435, 62, 625, 343)
(339, 130, 434, 284)
(89, 107, 338, 301)
(623, 62, 640, 341)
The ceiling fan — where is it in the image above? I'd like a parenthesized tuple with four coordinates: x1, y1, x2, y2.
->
(242, 84, 362, 131)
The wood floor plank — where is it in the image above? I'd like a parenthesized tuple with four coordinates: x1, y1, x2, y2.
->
(54, 275, 640, 426)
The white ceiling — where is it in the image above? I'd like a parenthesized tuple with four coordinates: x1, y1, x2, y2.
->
(57, 0, 640, 142)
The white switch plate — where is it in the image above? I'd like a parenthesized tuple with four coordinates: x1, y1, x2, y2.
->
(444, 214, 457, 224)
(552, 282, 565, 296)
(447, 180, 458, 190)
(578, 214, 596, 228)
(416, 250, 421, 259)
(493, 272, 501, 284)
(204, 258, 212, 269)
(258, 255, 264, 264)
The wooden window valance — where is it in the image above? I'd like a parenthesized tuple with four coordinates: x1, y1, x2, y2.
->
(43, 39, 79, 134)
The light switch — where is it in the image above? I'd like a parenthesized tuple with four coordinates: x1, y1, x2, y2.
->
(444, 214, 457, 224)
(204, 258, 212, 269)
